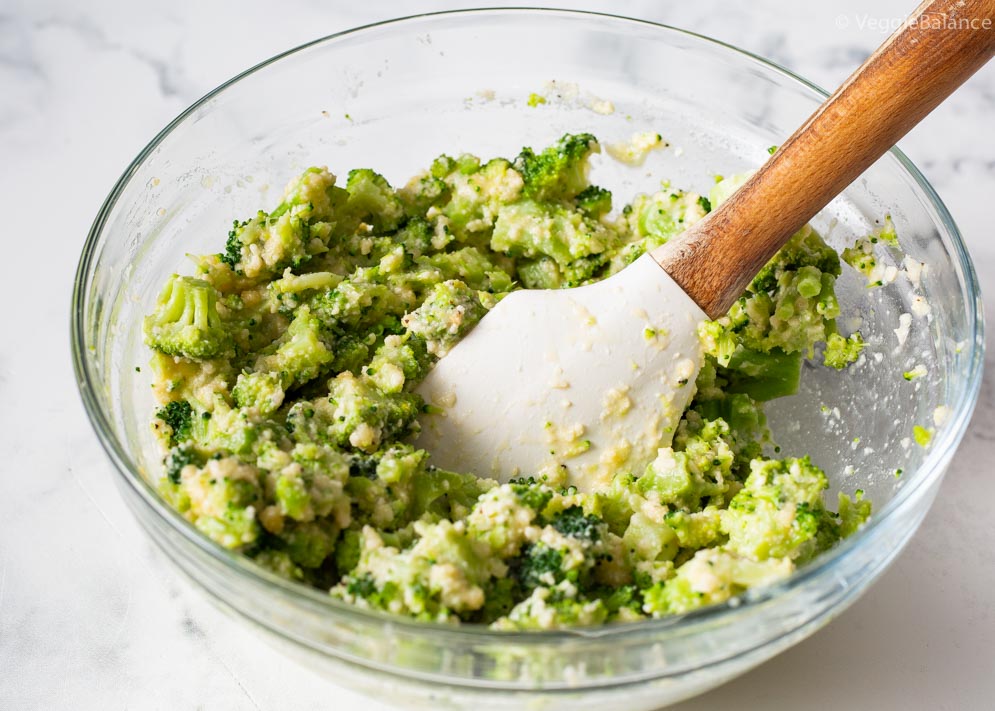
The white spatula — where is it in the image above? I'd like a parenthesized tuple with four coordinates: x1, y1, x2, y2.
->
(416, 0, 995, 489)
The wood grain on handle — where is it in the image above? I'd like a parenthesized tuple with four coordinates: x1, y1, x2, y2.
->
(652, 0, 995, 319)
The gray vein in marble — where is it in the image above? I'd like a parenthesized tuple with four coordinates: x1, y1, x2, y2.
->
(33, 14, 194, 101)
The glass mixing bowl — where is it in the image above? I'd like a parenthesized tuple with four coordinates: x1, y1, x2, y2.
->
(71, 9, 983, 709)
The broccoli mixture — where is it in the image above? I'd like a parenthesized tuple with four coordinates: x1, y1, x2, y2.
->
(145, 133, 871, 629)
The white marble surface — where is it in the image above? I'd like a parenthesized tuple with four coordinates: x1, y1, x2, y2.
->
(1, 0, 993, 708)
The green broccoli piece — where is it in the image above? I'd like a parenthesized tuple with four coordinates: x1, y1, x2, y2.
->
(283, 520, 340, 569)
(478, 577, 519, 623)
(220, 210, 313, 278)
(143, 275, 230, 359)
(163, 442, 202, 485)
(231, 371, 285, 415)
(219, 167, 345, 278)
(642, 549, 793, 616)
(286, 372, 422, 453)
(550, 506, 603, 542)
(721, 456, 829, 562)
(823, 331, 866, 370)
(417, 247, 516, 293)
(178, 457, 262, 549)
(637, 419, 736, 510)
(512, 543, 564, 589)
(344, 169, 405, 233)
(751, 225, 841, 294)
(155, 400, 194, 446)
(495, 585, 608, 630)
(724, 347, 803, 401)
(576, 185, 613, 218)
(491, 199, 615, 269)
(401, 280, 490, 357)
(835, 490, 872, 538)
(514, 133, 599, 201)
(220, 220, 246, 270)
(253, 306, 334, 390)
(508, 477, 554, 514)
(364, 334, 430, 394)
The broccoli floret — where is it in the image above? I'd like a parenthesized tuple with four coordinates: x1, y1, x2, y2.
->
(417, 247, 515, 293)
(177, 457, 262, 549)
(637, 419, 736, 510)
(823, 331, 866, 370)
(143, 275, 230, 359)
(219, 168, 344, 278)
(282, 520, 339, 569)
(466, 485, 538, 557)
(253, 306, 333, 390)
(752, 225, 841, 294)
(364, 334, 429, 393)
(491, 200, 616, 270)
(835, 490, 872, 538)
(220, 221, 244, 270)
(514, 132, 599, 201)
(575, 185, 612, 218)
(398, 174, 450, 219)
(286, 372, 422, 453)
(155, 400, 194, 446)
(435, 158, 524, 241)
(220, 210, 313, 279)
(720, 456, 829, 562)
(512, 542, 564, 589)
(478, 577, 519, 623)
(494, 583, 608, 630)
(334, 520, 491, 619)
(232, 371, 285, 415)
(412, 465, 494, 522)
(508, 477, 554, 514)
(642, 549, 793, 616)
(309, 271, 409, 334)
(344, 169, 405, 233)
(252, 549, 306, 582)
(401, 280, 490, 357)
(623, 510, 679, 564)
(551, 506, 603, 542)
(163, 442, 202, 484)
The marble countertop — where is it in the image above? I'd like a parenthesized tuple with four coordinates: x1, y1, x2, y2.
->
(2, 0, 992, 708)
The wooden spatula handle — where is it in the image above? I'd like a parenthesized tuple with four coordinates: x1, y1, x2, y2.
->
(652, 0, 995, 319)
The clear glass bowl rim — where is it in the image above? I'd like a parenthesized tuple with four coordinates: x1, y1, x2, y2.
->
(70, 7, 985, 644)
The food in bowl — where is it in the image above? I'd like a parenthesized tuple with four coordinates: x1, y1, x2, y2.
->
(143, 132, 872, 629)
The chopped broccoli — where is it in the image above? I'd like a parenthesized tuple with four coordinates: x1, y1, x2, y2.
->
(163, 442, 202, 484)
(575, 185, 613, 218)
(252, 306, 334, 390)
(401, 280, 490, 357)
(720, 456, 829, 562)
(155, 400, 194, 446)
(145, 135, 881, 629)
(551, 506, 603, 542)
(508, 477, 554, 514)
(232, 371, 285, 415)
(286, 372, 422, 452)
(823, 331, 866, 370)
(143, 275, 230, 359)
(514, 132, 599, 202)
(512, 543, 564, 589)
(344, 169, 405, 233)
